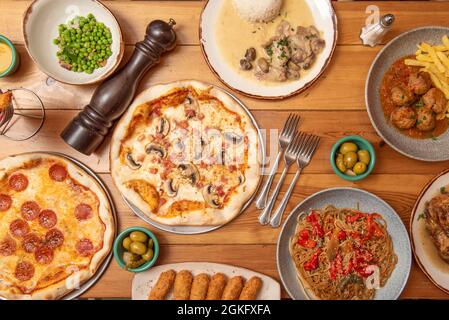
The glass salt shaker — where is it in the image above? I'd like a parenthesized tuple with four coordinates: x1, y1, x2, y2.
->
(360, 14, 395, 47)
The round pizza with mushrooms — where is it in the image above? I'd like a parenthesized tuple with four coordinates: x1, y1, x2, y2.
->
(0, 153, 114, 299)
(111, 81, 261, 226)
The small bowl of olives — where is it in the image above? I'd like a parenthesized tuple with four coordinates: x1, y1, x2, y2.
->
(113, 227, 159, 273)
(330, 136, 376, 181)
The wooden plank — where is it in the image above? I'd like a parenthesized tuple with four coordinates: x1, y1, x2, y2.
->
(103, 172, 429, 245)
(1, 44, 375, 111)
(1, 110, 449, 175)
(79, 244, 449, 299)
(3, 1, 449, 46)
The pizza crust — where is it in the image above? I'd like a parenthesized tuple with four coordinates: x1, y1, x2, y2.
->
(0, 153, 114, 300)
(110, 80, 261, 226)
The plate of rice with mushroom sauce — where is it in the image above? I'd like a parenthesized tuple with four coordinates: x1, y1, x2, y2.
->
(200, 0, 338, 99)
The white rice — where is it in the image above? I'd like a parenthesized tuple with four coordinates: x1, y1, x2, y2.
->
(232, 0, 283, 23)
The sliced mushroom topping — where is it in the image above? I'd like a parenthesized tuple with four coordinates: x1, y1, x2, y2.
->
(145, 143, 166, 158)
(178, 163, 200, 185)
(238, 173, 245, 185)
(184, 95, 199, 118)
(165, 179, 179, 197)
(202, 185, 221, 208)
(155, 116, 170, 136)
(224, 132, 244, 145)
(125, 152, 142, 170)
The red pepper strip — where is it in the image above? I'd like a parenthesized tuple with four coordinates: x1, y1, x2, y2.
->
(364, 214, 384, 240)
(346, 211, 365, 223)
(306, 211, 325, 238)
(337, 230, 347, 241)
(297, 229, 317, 248)
(303, 248, 321, 271)
(355, 266, 374, 278)
(329, 252, 343, 280)
(344, 259, 354, 275)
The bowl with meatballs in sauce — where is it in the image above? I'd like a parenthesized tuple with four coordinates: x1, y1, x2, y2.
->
(366, 27, 449, 161)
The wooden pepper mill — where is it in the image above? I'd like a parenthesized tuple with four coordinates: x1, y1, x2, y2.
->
(61, 19, 177, 155)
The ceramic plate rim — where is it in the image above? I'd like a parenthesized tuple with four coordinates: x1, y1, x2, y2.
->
(277, 187, 412, 300)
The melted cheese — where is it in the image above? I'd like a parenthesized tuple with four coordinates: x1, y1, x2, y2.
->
(0, 159, 104, 295)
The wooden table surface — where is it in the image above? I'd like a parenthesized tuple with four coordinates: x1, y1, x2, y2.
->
(1, 0, 449, 299)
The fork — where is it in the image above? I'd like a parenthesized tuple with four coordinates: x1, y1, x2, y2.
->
(269, 134, 320, 228)
(258, 132, 305, 225)
(255, 114, 300, 211)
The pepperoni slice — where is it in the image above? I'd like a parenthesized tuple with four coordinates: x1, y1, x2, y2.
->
(20, 201, 40, 221)
(15, 261, 35, 281)
(22, 233, 42, 253)
(8, 173, 29, 192)
(38, 210, 57, 229)
(45, 228, 64, 249)
(76, 238, 95, 257)
(75, 203, 93, 221)
(10, 219, 30, 238)
(0, 237, 16, 256)
(49, 164, 68, 182)
(34, 245, 54, 264)
(0, 194, 12, 211)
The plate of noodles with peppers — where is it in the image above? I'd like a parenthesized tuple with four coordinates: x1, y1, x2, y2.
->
(277, 187, 412, 300)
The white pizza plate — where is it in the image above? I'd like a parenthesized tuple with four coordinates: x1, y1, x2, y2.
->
(122, 84, 265, 235)
(200, 0, 338, 99)
(411, 169, 449, 295)
(0, 152, 117, 300)
(132, 262, 281, 300)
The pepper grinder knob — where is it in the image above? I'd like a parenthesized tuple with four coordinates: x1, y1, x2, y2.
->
(61, 19, 177, 155)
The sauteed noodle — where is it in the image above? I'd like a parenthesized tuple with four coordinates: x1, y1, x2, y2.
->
(289, 205, 397, 300)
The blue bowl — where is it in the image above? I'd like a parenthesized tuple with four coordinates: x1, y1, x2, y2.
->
(113, 226, 159, 273)
(330, 135, 376, 181)
(0, 35, 20, 78)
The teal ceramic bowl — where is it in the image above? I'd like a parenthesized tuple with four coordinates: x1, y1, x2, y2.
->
(113, 226, 159, 273)
(330, 135, 376, 181)
(0, 35, 20, 78)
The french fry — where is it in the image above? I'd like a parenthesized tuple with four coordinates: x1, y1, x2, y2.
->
(443, 35, 449, 50)
(416, 54, 433, 63)
(404, 59, 430, 68)
(422, 43, 446, 73)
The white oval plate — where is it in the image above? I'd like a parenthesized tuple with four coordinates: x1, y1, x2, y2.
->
(411, 169, 449, 295)
(132, 262, 281, 300)
(23, 0, 124, 85)
(200, 0, 338, 99)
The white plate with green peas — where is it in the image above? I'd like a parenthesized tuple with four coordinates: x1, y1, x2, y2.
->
(23, 0, 124, 85)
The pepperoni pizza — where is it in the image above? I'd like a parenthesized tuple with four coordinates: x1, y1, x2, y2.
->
(0, 153, 114, 299)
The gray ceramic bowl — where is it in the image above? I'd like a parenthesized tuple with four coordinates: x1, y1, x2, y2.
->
(366, 26, 449, 162)
(277, 187, 412, 300)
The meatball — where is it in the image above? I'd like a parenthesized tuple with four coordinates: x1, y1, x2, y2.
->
(408, 72, 432, 95)
(423, 87, 447, 114)
(391, 106, 416, 130)
(416, 107, 436, 132)
(391, 86, 414, 106)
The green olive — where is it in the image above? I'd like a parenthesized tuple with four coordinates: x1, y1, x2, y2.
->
(122, 237, 132, 250)
(353, 162, 367, 175)
(129, 241, 147, 255)
(335, 154, 346, 173)
(343, 151, 358, 169)
(129, 231, 148, 243)
(142, 248, 154, 261)
(357, 149, 371, 165)
(148, 238, 154, 249)
(339, 142, 358, 155)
